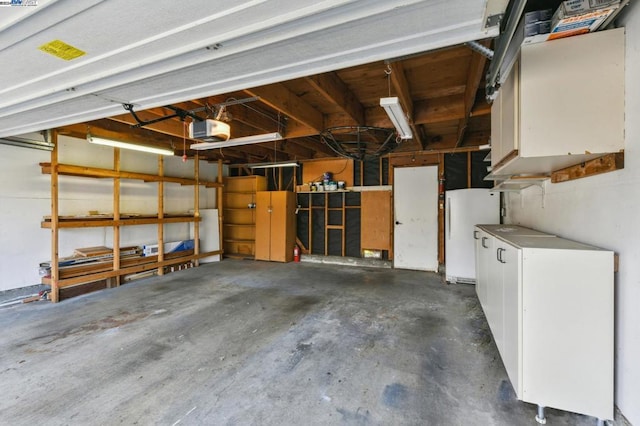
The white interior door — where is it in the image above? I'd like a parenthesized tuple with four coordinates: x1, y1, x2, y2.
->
(393, 166, 438, 271)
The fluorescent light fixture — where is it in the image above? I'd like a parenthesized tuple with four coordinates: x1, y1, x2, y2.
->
(248, 161, 299, 169)
(190, 132, 283, 150)
(88, 135, 174, 156)
(380, 97, 413, 140)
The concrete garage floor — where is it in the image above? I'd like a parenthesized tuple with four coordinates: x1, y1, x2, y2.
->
(0, 261, 599, 425)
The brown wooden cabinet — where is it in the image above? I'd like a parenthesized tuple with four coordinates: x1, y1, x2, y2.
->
(223, 176, 267, 259)
(255, 191, 296, 262)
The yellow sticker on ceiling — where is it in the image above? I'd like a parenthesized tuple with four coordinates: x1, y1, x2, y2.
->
(38, 40, 86, 61)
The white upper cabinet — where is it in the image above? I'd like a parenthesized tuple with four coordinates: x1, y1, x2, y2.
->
(491, 28, 625, 175)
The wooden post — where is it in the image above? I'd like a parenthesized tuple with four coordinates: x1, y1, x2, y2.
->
(467, 151, 472, 188)
(293, 166, 297, 191)
(112, 148, 121, 286)
(217, 159, 224, 259)
(50, 131, 60, 303)
(308, 193, 313, 255)
(324, 193, 328, 256)
(438, 153, 445, 267)
(194, 154, 200, 267)
(341, 192, 346, 257)
(157, 156, 164, 276)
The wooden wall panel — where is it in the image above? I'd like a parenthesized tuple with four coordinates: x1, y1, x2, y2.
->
(302, 158, 354, 186)
(360, 191, 392, 251)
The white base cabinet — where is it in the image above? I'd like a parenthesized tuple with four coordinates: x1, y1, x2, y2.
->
(474, 225, 614, 422)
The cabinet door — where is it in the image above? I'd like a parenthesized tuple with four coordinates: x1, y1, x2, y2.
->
(520, 28, 624, 158)
(254, 191, 272, 261)
(488, 237, 506, 358)
(501, 242, 521, 397)
(269, 191, 294, 262)
(475, 228, 490, 309)
(491, 60, 519, 168)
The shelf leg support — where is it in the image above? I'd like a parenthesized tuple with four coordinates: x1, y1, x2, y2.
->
(112, 147, 121, 286)
(50, 130, 60, 303)
(194, 154, 200, 267)
(157, 156, 165, 276)
(535, 405, 547, 424)
(217, 159, 224, 259)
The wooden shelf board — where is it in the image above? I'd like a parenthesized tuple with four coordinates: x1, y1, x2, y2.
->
(40, 162, 221, 187)
(223, 239, 256, 243)
(223, 223, 255, 227)
(326, 225, 344, 230)
(41, 214, 199, 229)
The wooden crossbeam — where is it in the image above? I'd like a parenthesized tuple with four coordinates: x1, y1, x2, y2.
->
(306, 72, 365, 125)
(245, 83, 324, 132)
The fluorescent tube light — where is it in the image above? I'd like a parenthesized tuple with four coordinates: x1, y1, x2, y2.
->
(88, 135, 174, 156)
(380, 97, 413, 140)
(190, 132, 283, 150)
(248, 161, 299, 169)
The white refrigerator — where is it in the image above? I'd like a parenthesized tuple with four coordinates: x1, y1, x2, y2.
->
(445, 188, 499, 283)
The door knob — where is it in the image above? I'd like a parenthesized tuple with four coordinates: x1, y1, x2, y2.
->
(395, 221, 402, 225)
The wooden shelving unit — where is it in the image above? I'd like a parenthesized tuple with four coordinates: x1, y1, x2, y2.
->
(222, 175, 267, 259)
(42, 131, 224, 302)
(296, 191, 360, 257)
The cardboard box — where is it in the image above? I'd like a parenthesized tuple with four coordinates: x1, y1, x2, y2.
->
(549, 0, 619, 40)
(511, 10, 554, 48)
(142, 239, 195, 256)
(524, 9, 553, 24)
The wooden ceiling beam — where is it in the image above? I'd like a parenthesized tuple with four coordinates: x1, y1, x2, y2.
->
(227, 105, 280, 134)
(277, 139, 314, 159)
(294, 137, 336, 157)
(244, 83, 324, 132)
(414, 96, 465, 125)
(283, 121, 318, 139)
(389, 62, 424, 149)
(306, 72, 365, 125)
(108, 111, 191, 141)
(456, 41, 490, 147)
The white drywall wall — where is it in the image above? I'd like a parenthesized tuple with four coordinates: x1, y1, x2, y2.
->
(0, 135, 221, 292)
(505, 6, 640, 423)
(0, 144, 51, 291)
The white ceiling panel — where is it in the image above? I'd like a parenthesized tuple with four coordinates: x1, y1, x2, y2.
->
(0, 0, 500, 138)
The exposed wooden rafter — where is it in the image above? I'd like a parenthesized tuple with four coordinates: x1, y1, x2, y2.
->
(306, 72, 365, 125)
(388, 62, 424, 149)
(244, 84, 324, 133)
(456, 40, 490, 147)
